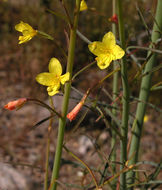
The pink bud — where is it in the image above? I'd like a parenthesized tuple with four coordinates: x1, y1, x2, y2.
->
(67, 102, 83, 122)
(4, 98, 27, 110)
(67, 90, 89, 122)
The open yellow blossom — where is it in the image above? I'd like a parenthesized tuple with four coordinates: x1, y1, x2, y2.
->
(36, 58, 70, 96)
(88, 32, 125, 69)
(80, 0, 88, 11)
(15, 21, 37, 44)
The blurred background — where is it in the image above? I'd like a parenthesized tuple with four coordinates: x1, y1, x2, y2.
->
(0, 0, 161, 189)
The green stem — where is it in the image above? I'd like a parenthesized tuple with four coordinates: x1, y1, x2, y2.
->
(44, 123, 52, 190)
(72, 61, 96, 80)
(27, 98, 62, 118)
(50, 1, 81, 190)
(111, 0, 118, 178)
(76, 30, 92, 44)
(63, 145, 99, 189)
(126, 46, 162, 54)
(44, 97, 54, 190)
(38, 30, 54, 40)
(117, 0, 130, 189)
(38, 31, 67, 58)
(127, 0, 162, 188)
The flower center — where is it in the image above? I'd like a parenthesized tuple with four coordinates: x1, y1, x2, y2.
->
(104, 47, 112, 54)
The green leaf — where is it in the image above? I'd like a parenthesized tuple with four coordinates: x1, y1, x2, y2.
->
(29, 115, 53, 131)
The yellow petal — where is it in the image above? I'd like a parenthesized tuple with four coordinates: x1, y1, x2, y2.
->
(19, 35, 32, 44)
(102, 32, 116, 48)
(15, 21, 37, 44)
(80, 0, 88, 11)
(112, 45, 125, 60)
(22, 29, 37, 37)
(60, 72, 70, 85)
(36, 72, 59, 86)
(15, 21, 33, 33)
(48, 58, 62, 76)
(47, 84, 60, 96)
(96, 54, 112, 69)
(88, 42, 106, 56)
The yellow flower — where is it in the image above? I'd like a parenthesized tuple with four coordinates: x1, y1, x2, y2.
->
(15, 21, 37, 44)
(36, 58, 70, 96)
(80, 0, 88, 11)
(144, 115, 149, 123)
(88, 32, 125, 69)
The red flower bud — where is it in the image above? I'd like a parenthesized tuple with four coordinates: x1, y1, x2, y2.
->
(67, 91, 89, 122)
(109, 14, 118, 24)
(4, 98, 27, 110)
(67, 102, 84, 122)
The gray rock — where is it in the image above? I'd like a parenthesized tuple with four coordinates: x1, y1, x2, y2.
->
(0, 163, 33, 190)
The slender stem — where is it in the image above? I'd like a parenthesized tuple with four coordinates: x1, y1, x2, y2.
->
(126, 46, 162, 54)
(27, 98, 62, 118)
(60, 0, 73, 28)
(44, 120, 52, 190)
(38, 31, 54, 41)
(44, 137, 50, 190)
(98, 67, 120, 84)
(72, 61, 96, 80)
(101, 164, 135, 188)
(111, 0, 118, 177)
(63, 145, 99, 189)
(50, 1, 81, 190)
(38, 31, 67, 58)
(46, 9, 69, 23)
(117, 0, 130, 189)
(127, 1, 162, 188)
(44, 97, 54, 190)
(76, 30, 92, 44)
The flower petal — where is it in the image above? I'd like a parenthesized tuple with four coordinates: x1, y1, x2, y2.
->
(88, 42, 106, 56)
(15, 21, 37, 44)
(102, 32, 116, 48)
(47, 84, 60, 96)
(19, 35, 32, 44)
(96, 54, 112, 69)
(80, 0, 88, 11)
(36, 72, 59, 86)
(112, 45, 125, 60)
(60, 72, 70, 85)
(15, 21, 33, 32)
(48, 58, 62, 76)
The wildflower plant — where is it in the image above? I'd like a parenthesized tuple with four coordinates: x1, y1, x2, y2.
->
(4, 0, 162, 190)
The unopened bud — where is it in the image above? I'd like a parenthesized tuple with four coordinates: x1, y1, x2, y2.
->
(4, 98, 27, 110)
(67, 91, 89, 122)
(108, 14, 118, 24)
(67, 101, 84, 122)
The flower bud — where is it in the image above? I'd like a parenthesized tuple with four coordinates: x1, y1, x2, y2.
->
(108, 14, 118, 24)
(67, 91, 89, 122)
(4, 98, 27, 110)
(67, 102, 84, 122)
